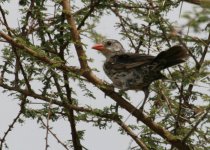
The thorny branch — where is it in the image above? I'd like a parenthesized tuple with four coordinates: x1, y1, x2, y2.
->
(44, 99, 53, 150)
(183, 109, 209, 142)
(116, 119, 149, 150)
(40, 119, 69, 150)
(0, 96, 26, 149)
(77, 0, 101, 30)
(185, 32, 210, 101)
(0, 5, 32, 91)
(0, 0, 209, 149)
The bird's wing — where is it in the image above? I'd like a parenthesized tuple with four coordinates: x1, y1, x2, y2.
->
(106, 53, 155, 70)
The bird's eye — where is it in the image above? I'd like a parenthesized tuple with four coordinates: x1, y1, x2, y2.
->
(106, 41, 112, 46)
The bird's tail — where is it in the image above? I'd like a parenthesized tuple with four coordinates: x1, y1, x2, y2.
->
(153, 45, 189, 69)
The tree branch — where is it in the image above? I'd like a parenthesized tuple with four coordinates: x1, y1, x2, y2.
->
(116, 119, 149, 150)
(83, 72, 191, 150)
(61, 0, 89, 70)
(186, 32, 210, 101)
(77, 0, 101, 30)
(0, 98, 25, 149)
(0, 5, 32, 91)
(40, 119, 69, 150)
(0, 31, 80, 74)
(183, 0, 201, 5)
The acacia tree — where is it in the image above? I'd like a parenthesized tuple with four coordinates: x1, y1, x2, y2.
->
(0, 0, 209, 150)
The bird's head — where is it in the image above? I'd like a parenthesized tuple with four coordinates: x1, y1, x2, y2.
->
(92, 39, 125, 57)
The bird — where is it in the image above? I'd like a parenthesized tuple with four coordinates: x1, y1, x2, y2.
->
(92, 39, 188, 111)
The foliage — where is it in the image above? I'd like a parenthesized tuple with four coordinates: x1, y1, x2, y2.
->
(0, 0, 209, 150)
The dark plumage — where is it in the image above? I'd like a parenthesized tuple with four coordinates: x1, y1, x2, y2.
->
(92, 39, 188, 110)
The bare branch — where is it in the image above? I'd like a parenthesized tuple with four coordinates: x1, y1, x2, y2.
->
(117, 119, 149, 150)
(0, 98, 25, 149)
(183, 0, 201, 5)
(40, 119, 70, 150)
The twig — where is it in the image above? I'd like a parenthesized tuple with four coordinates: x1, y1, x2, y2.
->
(185, 32, 210, 101)
(110, 7, 137, 50)
(117, 119, 149, 150)
(0, 5, 32, 91)
(183, 110, 209, 142)
(160, 90, 175, 117)
(0, 97, 25, 149)
(77, 0, 101, 30)
(40, 119, 69, 150)
(45, 98, 53, 150)
(20, 0, 35, 35)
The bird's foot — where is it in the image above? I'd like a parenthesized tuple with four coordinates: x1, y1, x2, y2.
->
(136, 106, 144, 123)
(108, 83, 115, 91)
(138, 106, 144, 113)
(115, 103, 119, 113)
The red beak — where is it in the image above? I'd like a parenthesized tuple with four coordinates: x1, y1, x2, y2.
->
(92, 43, 104, 51)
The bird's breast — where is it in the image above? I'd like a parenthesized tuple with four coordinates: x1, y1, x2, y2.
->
(103, 63, 147, 90)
